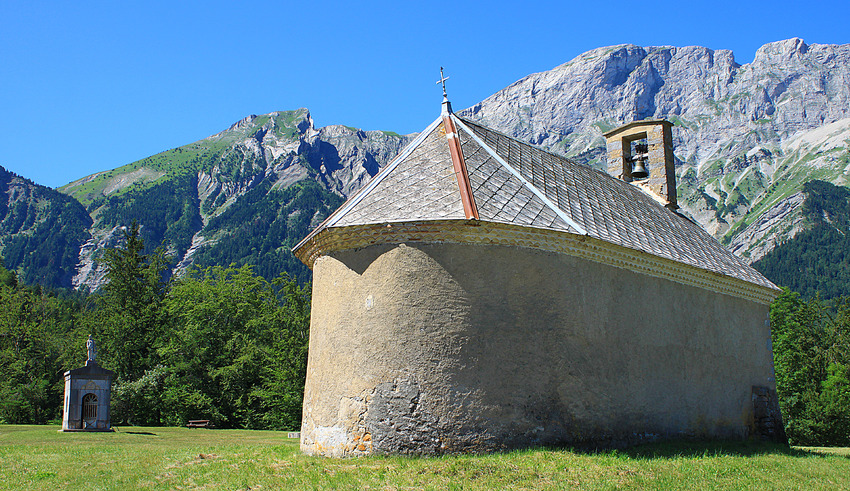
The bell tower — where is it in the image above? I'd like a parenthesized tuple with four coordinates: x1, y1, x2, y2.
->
(604, 120, 677, 209)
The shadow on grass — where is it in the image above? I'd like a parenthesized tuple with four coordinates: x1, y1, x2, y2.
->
(485, 438, 850, 461)
(610, 440, 850, 460)
(124, 431, 158, 436)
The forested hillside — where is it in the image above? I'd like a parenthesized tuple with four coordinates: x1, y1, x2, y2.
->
(755, 180, 850, 300)
(191, 180, 343, 282)
(58, 110, 409, 290)
(95, 171, 202, 259)
(0, 166, 91, 288)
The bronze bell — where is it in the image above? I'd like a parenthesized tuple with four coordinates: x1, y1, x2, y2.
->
(630, 142, 649, 178)
(631, 157, 649, 178)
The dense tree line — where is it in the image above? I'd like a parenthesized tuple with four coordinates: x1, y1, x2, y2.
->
(0, 267, 85, 423)
(0, 222, 310, 430)
(755, 180, 850, 445)
(755, 180, 850, 301)
(771, 289, 850, 445)
(94, 171, 342, 285)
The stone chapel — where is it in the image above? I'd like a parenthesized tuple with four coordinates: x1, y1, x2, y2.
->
(292, 87, 785, 456)
(61, 335, 114, 432)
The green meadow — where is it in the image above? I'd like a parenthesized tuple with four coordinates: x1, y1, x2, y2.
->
(1, 425, 848, 490)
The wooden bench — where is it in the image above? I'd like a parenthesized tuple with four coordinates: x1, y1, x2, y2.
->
(186, 419, 215, 428)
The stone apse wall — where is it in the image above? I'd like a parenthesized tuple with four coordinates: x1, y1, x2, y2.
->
(300, 241, 779, 456)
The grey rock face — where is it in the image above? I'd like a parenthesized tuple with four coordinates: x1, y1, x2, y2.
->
(66, 110, 414, 290)
(460, 39, 850, 260)
(465, 39, 849, 160)
(203, 110, 414, 201)
(308, 125, 412, 197)
(727, 192, 805, 261)
(55, 39, 850, 290)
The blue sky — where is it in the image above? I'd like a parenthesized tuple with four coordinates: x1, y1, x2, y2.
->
(1, 1, 846, 188)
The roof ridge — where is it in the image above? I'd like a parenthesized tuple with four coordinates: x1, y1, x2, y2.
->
(442, 113, 479, 220)
(456, 116, 697, 215)
(456, 116, 642, 187)
(323, 117, 442, 228)
(457, 116, 584, 168)
(453, 116, 733, 251)
(292, 116, 443, 250)
(452, 114, 587, 235)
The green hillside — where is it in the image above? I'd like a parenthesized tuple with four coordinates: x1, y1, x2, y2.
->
(59, 109, 312, 208)
(755, 180, 850, 299)
(51, 109, 397, 289)
(192, 179, 343, 282)
(0, 166, 91, 287)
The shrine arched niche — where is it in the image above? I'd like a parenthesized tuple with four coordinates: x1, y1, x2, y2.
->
(82, 393, 98, 427)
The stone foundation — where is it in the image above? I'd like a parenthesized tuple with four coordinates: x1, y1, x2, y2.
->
(751, 386, 787, 443)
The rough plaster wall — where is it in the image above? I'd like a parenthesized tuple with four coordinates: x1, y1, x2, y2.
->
(301, 242, 776, 456)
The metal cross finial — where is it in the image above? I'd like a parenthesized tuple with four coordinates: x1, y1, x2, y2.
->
(437, 67, 449, 101)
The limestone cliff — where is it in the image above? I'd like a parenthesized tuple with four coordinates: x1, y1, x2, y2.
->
(460, 38, 850, 261)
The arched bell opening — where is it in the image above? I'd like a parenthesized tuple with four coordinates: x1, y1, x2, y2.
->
(603, 120, 678, 209)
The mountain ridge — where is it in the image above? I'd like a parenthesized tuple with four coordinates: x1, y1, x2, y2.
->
(0, 166, 92, 287)
(459, 38, 850, 261)
(58, 109, 412, 289)
(1, 38, 848, 292)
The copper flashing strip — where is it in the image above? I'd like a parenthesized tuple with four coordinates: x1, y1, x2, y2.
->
(292, 117, 443, 253)
(294, 220, 781, 305)
(452, 115, 588, 235)
(442, 114, 479, 220)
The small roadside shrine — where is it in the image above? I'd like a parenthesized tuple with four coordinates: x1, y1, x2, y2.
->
(61, 335, 115, 432)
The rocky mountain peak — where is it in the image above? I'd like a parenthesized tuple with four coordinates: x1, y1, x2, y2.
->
(211, 109, 313, 142)
(754, 37, 808, 62)
(228, 114, 260, 131)
(57, 108, 413, 290)
(461, 39, 850, 261)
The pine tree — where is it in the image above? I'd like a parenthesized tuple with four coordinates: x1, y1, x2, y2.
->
(91, 220, 170, 381)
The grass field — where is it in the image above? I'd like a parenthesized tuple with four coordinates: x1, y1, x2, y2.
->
(1, 425, 848, 490)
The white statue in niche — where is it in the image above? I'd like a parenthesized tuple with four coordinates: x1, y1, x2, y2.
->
(86, 335, 97, 362)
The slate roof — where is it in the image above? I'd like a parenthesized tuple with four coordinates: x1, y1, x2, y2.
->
(295, 111, 777, 291)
